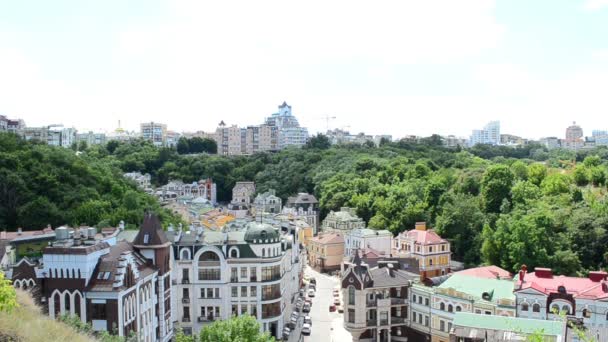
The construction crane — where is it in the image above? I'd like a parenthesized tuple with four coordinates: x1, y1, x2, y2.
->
(313, 115, 337, 132)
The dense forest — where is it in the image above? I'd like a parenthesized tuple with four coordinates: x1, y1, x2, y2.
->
(2, 132, 608, 276)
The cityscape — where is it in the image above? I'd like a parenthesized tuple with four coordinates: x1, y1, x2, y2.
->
(2, 1, 608, 342)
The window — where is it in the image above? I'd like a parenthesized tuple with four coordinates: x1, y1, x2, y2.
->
(241, 305, 247, 315)
(348, 309, 355, 323)
(251, 286, 257, 297)
(561, 305, 569, 315)
(440, 320, 445, 332)
(231, 268, 238, 282)
(425, 298, 429, 306)
(413, 295, 417, 303)
(429, 247, 433, 253)
(250, 267, 257, 281)
(448, 322, 452, 332)
(551, 304, 560, 314)
(440, 303, 445, 311)
(521, 302, 529, 311)
(425, 316, 429, 327)
(230, 248, 238, 258)
(533, 304, 540, 313)
(448, 304, 453, 313)
(232, 305, 238, 316)
(183, 288, 189, 299)
(198, 269, 220, 280)
(418, 296, 422, 304)
(241, 268, 247, 279)
(241, 286, 247, 297)
(475, 309, 481, 314)
(231, 287, 238, 297)
(182, 269, 189, 282)
(583, 309, 591, 318)
(558, 286, 566, 294)
(348, 286, 355, 305)
(485, 311, 491, 315)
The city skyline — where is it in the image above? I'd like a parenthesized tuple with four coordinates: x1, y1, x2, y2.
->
(1, 1, 607, 139)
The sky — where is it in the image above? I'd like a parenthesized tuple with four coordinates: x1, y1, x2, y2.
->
(0, 0, 607, 140)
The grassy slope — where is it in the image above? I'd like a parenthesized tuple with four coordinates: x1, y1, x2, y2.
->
(0, 290, 95, 342)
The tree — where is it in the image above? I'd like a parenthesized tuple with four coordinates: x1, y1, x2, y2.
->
(77, 140, 88, 152)
(200, 138, 217, 154)
(481, 165, 514, 213)
(510, 161, 529, 180)
(106, 140, 121, 154)
(527, 163, 547, 186)
(199, 315, 274, 342)
(177, 137, 190, 154)
(0, 271, 17, 312)
(306, 134, 331, 150)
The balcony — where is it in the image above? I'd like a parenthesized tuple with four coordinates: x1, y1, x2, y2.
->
(379, 319, 389, 326)
(261, 274, 281, 282)
(182, 298, 190, 304)
(197, 316, 216, 323)
(366, 299, 377, 307)
(391, 297, 406, 305)
(377, 298, 391, 307)
(391, 316, 405, 324)
(261, 310, 282, 319)
(366, 319, 377, 327)
(262, 291, 282, 301)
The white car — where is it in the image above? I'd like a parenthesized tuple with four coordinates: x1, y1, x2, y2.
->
(308, 289, 315, 297)
(302, 323, 312, 335)
(304, 316, 312, 325)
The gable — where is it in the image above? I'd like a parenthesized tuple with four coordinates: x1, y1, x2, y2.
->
(342, 269, 363, 290)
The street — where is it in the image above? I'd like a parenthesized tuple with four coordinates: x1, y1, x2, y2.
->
(301, 266, 352, 342)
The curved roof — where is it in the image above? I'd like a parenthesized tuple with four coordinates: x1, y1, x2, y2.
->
(244, 222, 280, 243)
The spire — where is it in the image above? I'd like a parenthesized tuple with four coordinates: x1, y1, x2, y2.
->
(133, 212, 169, 247)
(353, 248, 362, 266)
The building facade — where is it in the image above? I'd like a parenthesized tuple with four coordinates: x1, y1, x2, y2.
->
(167, 220, 302, 339)
(253, 189, 282, 214)
(307, 233, 344, 272)
(393, 222, 451, 279)
(265, 102, 308, 148)
(344, 228, 392, 259)
(469, 121, 500, 146)
(140, 122, 167, 147)
(283, 193, 319, 234)
(322, 207, 366, 234)
(156, 179, 217, 205)
(76, 131, 107, 146)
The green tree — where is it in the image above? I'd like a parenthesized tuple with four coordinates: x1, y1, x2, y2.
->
(199, 315, 274, 342)
(305, 134, 331, 149)
(510, 160, 529, 180)
(527, 163, 547, 186)
(177, 137, 190, 154)
(481, 165, 515, 213)
(0, 271, 17, 312)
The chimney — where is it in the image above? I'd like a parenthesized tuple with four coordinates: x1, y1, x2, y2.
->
(415, 222, 427, 231)
(589, 271, 608, 282)
(17, 227, 22, 235)
(535, 268, 553, 278)
(387, 263, 394, 277)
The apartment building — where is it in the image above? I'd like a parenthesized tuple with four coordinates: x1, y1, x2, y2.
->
(76, 131, 107, 146)
(322, 207, 366, 234)
(123, 172, 153, 193)
(8, 214, 173, 341)
(140, 122, 167, 146)
(156, 179, 217, 205)
(344, 228, 392, 259)
(265, 101, 308, 148)
(167, 220, 302, 339)
(393, 222, 451, 278)
(0, 115, 25, 132)
(283, 193, 319, 234)
(253, 189, 282, 214)
(514, 266, 608, 339)
(307, 233, 344, 272)
(342, 254, 418, 342)
(469, 121, 500, 146)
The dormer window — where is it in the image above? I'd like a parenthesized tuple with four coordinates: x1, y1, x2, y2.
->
(557, 286, 566, 294)
(143, 234, 150, 244)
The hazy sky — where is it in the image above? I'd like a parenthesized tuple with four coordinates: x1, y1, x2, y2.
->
(1, 0, 607, 139)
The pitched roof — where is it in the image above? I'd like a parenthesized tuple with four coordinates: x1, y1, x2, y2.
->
(287, 193, 318, 205)
(452, 312, 564, 337)
(310, 233, 344, 245)
(368, 267, 418, 287)
(405, 228, 446, 245)
(133, 213, 169, 247)
(515, 270, 608, 300)
(456, 265, 512, 280)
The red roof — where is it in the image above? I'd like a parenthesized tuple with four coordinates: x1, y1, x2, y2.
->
(310, 233, 344, 245)
(456, 265, 512, 280)
(516, 270, 608, 300)
(405, 229, 446, 245)
(0, 227, 54, 241)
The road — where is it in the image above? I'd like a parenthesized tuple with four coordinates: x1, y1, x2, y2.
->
(302, 266, 352, 342)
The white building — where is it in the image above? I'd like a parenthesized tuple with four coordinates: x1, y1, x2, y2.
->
(140, 122, 167, 147)
(265, 102, 308, 148)
(253, 189, 282, 214)
(322, 207, 365, 234)
(344, 228, 392, 258)
(469, 121, 500, 146)
(167, 220, 302, 339)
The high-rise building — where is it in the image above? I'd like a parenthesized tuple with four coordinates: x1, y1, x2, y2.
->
(265, 102, 308, 148)
(0, 115, 25, 133)
(76, 131, 107, 146)
(469, 121, 500, 146)
(140, 122, 167, 146)
(565, 121, 583, 141)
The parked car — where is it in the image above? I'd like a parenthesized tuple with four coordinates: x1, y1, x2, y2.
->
(308, 289, 316, 297)
(282, 327, 291, 340)
(333, 297, 340, 305)
(299, 289, 305, 297)
(333, 289, 340, 296)
(302, 323, 312, 335)
(303, 302, 311, 313)
(337, 305, 344, 313)
(290, 315, 298, 325)
(304, 316, 312, 325)
(329, 304, 336, 312)
(305, 298, 312, 305)
(310, 278, 317, 285)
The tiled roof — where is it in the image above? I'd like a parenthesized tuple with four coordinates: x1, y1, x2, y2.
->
(0, 227, 54, 241)
(287, 193, 318, 205)
(133, 213, 169, 246)
(456, 266, 512, 280)
(515, 270, 608, 299)
(310, 233, 344, 245)
(405, 229, 446, 245)
(368, 267, 418, 287)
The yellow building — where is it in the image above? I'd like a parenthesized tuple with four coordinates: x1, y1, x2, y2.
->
(307, 233, 344, 273)
(393, 222, 451, 279)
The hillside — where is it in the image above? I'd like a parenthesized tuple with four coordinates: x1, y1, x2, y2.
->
(0, 290, 95, 342)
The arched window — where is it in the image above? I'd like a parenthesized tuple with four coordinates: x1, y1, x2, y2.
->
(551, 304, 560, 314)
(557, 286, 566, 294)
(532, 303, 540, 313)
(561, 305, 570, 315)
(440, 303, 445, 311)
(74, 292, 81, 317)
(348, 286, 355, 305)
(64, 292, 71, 313)
(456, 306, 462, 312)
(199, 251, 220, 262)
(448, 304, 453, 313)
(180, 248, 191, 260)
(230, 248, 238, 258)
(521, 302, 529, 311)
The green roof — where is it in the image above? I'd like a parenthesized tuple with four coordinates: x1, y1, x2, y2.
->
(437, 274, 515, 302)
(453, 313, 564, 336)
